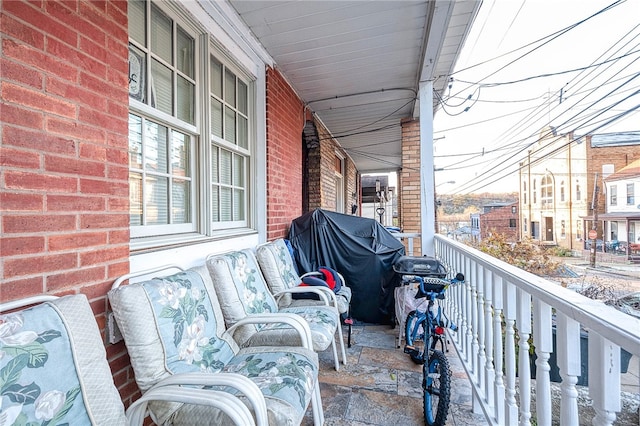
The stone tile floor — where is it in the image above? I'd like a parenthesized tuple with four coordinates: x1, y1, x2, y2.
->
(303, 323, 489, 425)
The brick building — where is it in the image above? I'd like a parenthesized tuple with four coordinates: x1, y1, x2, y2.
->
(519, 127, 640, 251)
(478, 202, 519, 242)
(1, 0, 477, 410)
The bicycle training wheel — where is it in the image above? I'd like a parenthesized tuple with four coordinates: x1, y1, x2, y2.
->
(404, 311, 425, 364)
(423, 350, 451, 426)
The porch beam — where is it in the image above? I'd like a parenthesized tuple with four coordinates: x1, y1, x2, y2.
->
(419, 81, 435, 256)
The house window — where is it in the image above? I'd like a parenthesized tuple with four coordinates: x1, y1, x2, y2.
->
(523, 219, 528, 233)
(533, 179, 537, 203)
(509, 219, 516, 228)
(523, 181, 527, 204)
(511, 206, 516, 214)
(541, 175, 553, 206)
(576, 181, 581, 201)
(576, 220, 582, 240)
(209, 56, 251, 228)
(610, 185, 617, 206)
(610, 221, 618, 240)
(561, 220, 566, 238)
(560, 180, 565, 202)
(128, 0, 255, 241)
(334, 154, 345, 214)
(627, 183, 635, 205)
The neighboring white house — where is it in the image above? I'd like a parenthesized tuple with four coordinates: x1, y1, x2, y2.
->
(603, 158, 640, 261)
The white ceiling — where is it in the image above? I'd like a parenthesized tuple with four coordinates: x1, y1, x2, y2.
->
(228, 0, 480, 173)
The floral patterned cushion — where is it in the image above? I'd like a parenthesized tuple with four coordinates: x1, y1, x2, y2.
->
(208, 249, 340, 352)
(109, 265, 319, 425)
(256, 239, 301, 305)
(0, 295, 126, 426)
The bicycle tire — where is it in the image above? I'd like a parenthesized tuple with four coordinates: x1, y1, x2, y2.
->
(423, 350, 451, 426)
(404, 311, 425, 364)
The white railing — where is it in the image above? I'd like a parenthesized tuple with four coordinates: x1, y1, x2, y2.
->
(433, 234, 640, 426)
(393, 232, 420, 256)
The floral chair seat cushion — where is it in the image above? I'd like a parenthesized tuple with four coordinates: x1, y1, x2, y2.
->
(246, 305, 338, 351)
(108, 265, 319, 425)
(0, 295, 126, 426)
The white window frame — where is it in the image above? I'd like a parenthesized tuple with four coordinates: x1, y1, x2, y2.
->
(610, 184, 617, 206)
(128, 1, 262, 247)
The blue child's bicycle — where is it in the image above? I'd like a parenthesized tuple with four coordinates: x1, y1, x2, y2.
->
(395, 259, 464, 426)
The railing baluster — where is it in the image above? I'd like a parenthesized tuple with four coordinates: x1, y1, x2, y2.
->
(484, 268, 495, 411)
(465, 257, 473, 364)
(476, 262, 487, 399)
(556, 312, 580, 425)
(493, 275, 505, 425)
(533, 299, 552, 426)
(516, 288, 532, 426)
(503, 279, 518, 426)
(470, 260, 479, 381)
(589, 333, 621, 425)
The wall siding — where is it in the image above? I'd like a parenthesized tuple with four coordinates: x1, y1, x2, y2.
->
(0, 0, 134, 404)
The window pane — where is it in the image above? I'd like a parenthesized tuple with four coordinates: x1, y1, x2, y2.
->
(210, 57, 222, 98)
(130, 172, 143, 226)
(171, 131, 189, 177)
(146, 175, 169, 225)
(177, 76, 194, 124)
(233, 188, 244, 221)
(150, 4, 172, 64)
(211, 185, 219, 222)
(225, 70, 236, 107)
(238, 115, 248, 149)
(233, 154, 244, 187)
(220, 187, 232, 221)
(145, 121, 168, 173)
(129, 114, 143, 169)
(176, 27, 194, 78)
(211, 98, 223, 138)
(225, 106, 236, 144)
(220, 149, 231, 185)
(151, 59, 173, 115)
(172, 179, 190, 223)
(211, 146, 219, 183)
(238, 80, 247, 114)
(128, 45, 146, 102)
(128, 0, 146, 45)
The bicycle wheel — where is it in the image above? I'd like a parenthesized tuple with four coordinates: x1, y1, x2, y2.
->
(404, 311, 425, 364)
(423, 350, 451, 426)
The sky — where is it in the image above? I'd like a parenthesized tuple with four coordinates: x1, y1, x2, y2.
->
(432, 0, 640, 194)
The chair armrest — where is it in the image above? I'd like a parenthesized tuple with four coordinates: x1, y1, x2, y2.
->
(126, 386, 257, 426)
(273, 286, 334, 308)
(227, 313, 314, 350)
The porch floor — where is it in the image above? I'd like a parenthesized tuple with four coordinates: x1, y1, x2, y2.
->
(303, 323, 489, 426)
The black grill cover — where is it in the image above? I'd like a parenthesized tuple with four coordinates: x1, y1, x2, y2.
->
(288, 209, 405, 324)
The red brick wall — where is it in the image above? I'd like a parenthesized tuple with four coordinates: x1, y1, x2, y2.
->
(480, 203, 519, 242)
(265, 67, 304, 239)
(1, 0, 133, 404)
(400, 118, 422, 255)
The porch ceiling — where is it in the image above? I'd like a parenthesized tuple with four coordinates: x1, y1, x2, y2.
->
(227, 0, 480, 173)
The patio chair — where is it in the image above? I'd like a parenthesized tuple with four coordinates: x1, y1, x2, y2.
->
(108, 264, 324, 426)
(0, 294, 248, 426)
(255, 238, 352, 350)
(206, 248, 346, 370)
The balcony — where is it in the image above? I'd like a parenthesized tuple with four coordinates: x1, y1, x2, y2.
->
(303, 233, 638, 424)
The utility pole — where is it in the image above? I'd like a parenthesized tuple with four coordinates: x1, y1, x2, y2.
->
(589, 173, 599, 268)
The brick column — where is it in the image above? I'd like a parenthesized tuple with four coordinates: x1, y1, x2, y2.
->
(400, 118, 422, 255)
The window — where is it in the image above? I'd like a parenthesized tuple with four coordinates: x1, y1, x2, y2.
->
(560, 180, 565, 202)
(523, 219, 528, 233)
(610, 222, 618, 240)
(533, 179, 537, 203)
(576, 181, 581, 201)
(576, 220, 582, 240)
(509, 219, 516, 228)
(610, 185, 617, 206)
(209, 56, 250, 228)
(627, 183, 635, 205)
(334, 154, 345, 214)
(523, 181, 527, 204)
(561, 220, 566, 238)
(128, 1, 255, 241)
(511, 206, 516, 214)
(541, 175, 553, 206)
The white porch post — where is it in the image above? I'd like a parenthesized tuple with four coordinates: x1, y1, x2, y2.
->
(419, 81, 435, 256)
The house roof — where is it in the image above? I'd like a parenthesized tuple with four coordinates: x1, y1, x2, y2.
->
(227, 1, 481, 173)
(604, 158, 640, 182)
